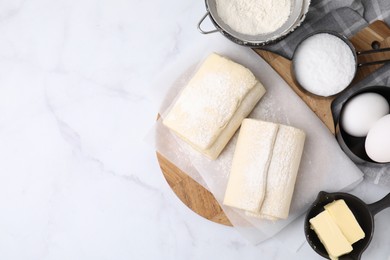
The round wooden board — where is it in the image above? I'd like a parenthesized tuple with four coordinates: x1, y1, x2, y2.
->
(157, 152, 232, 226)
(156, 21, 390, 227)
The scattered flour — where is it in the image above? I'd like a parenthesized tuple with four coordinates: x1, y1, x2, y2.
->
(216, 0, 292, 35)
(293, 33, 356, 97)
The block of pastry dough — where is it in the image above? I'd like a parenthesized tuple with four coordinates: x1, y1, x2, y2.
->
(223, 120, 279, 212)
(223, 119, 305, 220)
(253, 124, 306, 220)
(163, 53, 266, 160)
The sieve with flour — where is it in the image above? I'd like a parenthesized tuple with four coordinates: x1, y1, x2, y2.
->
(197, 0, 309, 46)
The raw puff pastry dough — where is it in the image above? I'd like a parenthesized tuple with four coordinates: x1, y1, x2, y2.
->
(223, 120, 278, 213)
(223, 119, 306, 220)
(163, 53, 266, 159)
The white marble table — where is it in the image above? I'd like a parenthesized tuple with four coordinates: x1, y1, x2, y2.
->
(1, 0, 390, 259)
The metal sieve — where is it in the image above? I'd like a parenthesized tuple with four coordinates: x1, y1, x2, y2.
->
(197, 0, 308, 47)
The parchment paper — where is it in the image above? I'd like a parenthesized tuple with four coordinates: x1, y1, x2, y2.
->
(150, 35, 364, 246)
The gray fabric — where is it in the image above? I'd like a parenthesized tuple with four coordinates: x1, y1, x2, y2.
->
(261, 0, 390, 59)
(351, 64, 390, 88)
(361, 0, 390, 23)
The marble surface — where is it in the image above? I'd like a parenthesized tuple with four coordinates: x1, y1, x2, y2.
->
(1, 0, 390, 259)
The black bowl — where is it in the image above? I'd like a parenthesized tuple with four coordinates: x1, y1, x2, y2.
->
(331, 85, 390, 166)
(305, 191, 390, 259)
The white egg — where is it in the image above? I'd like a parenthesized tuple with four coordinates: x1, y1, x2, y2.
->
(341, 92, 389, 137)
(365, 114, 390, 163)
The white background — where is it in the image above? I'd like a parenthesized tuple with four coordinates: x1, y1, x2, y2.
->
(0, 0, 389, 259)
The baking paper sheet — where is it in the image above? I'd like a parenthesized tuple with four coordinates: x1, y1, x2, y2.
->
(150, 35, 364, 246)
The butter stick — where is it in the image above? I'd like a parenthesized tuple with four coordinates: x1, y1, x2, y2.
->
(310, 210, 353, 259)
(324, 199, 365, 244)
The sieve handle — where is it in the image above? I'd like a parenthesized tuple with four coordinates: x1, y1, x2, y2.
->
(357, 47, 390, 67)
(197, 12, 218, 34)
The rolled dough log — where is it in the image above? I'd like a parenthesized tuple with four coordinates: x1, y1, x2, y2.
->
(223, 119, 306, 220)
(223, 120, 279, 213)
(163, 53, 266, 159)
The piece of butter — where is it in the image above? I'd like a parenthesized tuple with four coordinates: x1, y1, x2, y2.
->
(324, 199, 365, 244)
(309, 210, 353, 259)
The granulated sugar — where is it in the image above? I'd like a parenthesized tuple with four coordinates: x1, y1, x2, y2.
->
(216, 0, 291, 35)
(293, 33, 356, 97)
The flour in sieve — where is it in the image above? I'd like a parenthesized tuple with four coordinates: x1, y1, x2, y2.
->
(216, 0, 292, 35)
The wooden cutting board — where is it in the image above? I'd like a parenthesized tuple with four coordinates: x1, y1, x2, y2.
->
(156, 21, 390, 226)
